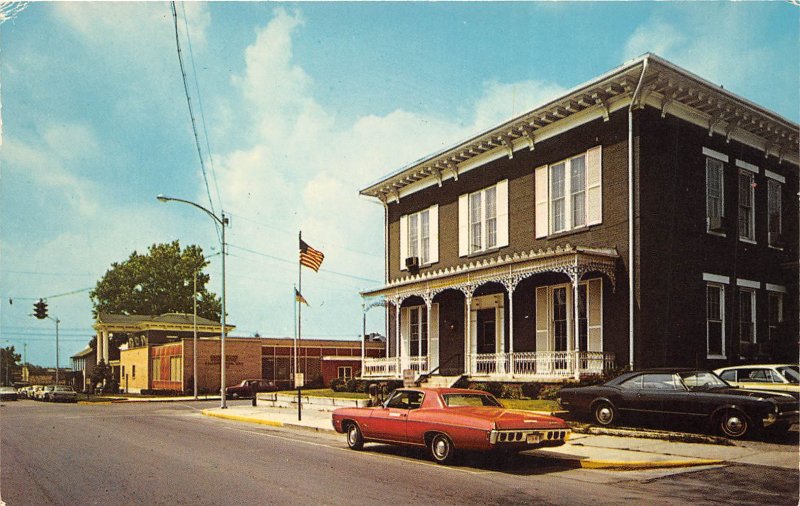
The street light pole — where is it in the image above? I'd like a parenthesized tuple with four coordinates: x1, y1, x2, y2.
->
(157, 194, 228, 409)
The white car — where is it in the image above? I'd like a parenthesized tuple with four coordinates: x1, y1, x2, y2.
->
(714, 364, 800, 395)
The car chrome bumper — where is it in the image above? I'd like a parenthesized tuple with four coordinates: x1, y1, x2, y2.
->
(489, 429, 570, 445)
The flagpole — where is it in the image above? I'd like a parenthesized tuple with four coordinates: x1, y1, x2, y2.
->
(293, 283, 297, 389)
(297, 231, 303, 421)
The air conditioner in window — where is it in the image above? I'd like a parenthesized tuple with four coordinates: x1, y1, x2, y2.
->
(708, 216, 726, 232)
(405, 257, 420, 271)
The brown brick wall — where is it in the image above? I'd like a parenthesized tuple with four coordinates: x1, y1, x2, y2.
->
(638, 106, 799, 368)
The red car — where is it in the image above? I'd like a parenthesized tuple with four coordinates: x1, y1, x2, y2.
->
(331, 387, 570, 464)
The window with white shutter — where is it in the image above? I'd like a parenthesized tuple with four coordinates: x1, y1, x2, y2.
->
(400, 206, 438, 269)
(536, 147, 602, 237)
(459, 180, 508, 255)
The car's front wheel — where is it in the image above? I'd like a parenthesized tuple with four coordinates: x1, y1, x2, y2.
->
(718, 409, 749, 439)
(593, 400, 617, 426)
(345, 423, 364, 450)
(429, 433, 456, 465)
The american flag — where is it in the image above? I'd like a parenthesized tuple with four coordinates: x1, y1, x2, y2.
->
(299, 239, 324, 272)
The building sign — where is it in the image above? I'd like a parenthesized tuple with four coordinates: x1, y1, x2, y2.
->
(127, 335, 148, 348)
(206, 355, 242, 366)
(294, 373, 305, 388)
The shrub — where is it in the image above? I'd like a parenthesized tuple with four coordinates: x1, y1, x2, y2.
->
(499, 384, 522, 400)
(329, 378, 347, 392)
(537, 384, 562, 400)
(521, 382, 542, 399)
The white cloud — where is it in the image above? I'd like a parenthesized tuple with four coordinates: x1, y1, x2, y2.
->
(621, 7, 774, 90)
(206, 8, 573, 339)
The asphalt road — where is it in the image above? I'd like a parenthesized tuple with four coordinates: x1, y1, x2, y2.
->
(1, 400, 797, 506)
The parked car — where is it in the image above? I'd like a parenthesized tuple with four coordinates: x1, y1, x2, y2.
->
(37, 385, 55, 401)
(17, 386, 32, 399)
(332, 387, 571, 464)
(714, 364, 800, 396)
(45, 385, 78, 403)
(31, 385, 46, 400)
(0, 386, 18, 401)
(559, 369, 799, 438)
(225, 379, 278, 399)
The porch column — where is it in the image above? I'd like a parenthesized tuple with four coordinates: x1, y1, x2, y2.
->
(460, 285, 475, 375)
(502, 277, 520, 376)
(96, 330, 103, 365)
(571, 268, 581, 381)
(423, 293, 432, 374)
(394, 299, 402, 375)
(104, 331, 110, 363)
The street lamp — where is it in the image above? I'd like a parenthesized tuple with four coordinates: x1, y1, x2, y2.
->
(157, 194, 229, 409)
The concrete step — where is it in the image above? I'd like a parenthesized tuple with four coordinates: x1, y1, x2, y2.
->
(422, 375, 463, 388)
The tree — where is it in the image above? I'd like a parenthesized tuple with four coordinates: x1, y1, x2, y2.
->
(0, 346, 21, 386)
(90, 241, 222, 320)
(91, 359, 112, 393)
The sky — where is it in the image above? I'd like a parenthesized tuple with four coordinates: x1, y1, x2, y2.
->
(1, 1, 797, 368)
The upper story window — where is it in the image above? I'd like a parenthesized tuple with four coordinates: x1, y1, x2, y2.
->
(458, 180, 508, 257)
(767, 178, 782, 247)
(705, 157, 725, 233)
(399, 205, 438, 271)
(706, 283, 725, 358)
(738, 170, 755, 242)
(469, 186, 497, 253)
(535, 146, 601, 238)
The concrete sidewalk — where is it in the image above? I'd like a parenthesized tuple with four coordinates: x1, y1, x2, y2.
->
(200, 404, 799, 471)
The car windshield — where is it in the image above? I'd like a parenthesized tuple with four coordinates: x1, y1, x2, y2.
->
(442, 393, 502, 407)
(679, 371, 728, 390)
(54, 387, 73, 392)
(777, 366, 800, 384)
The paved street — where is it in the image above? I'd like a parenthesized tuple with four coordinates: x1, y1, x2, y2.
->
(1, 400, 797, 506)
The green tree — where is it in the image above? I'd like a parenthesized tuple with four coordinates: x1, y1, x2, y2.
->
(0, 346, 21, 386)
(90, 241, 221, 320)
(91, 359, 113, 393)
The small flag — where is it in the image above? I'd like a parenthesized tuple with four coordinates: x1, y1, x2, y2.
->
(299, 239, 325, 272)
(295, 288, 309, 306)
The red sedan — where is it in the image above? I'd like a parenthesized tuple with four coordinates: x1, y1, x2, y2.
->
(331, 387, 570, 464)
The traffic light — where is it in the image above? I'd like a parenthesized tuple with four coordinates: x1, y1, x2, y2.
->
(33, 299, 48, 319)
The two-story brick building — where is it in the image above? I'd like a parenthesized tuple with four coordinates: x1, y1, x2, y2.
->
(359, 54, 798, 384)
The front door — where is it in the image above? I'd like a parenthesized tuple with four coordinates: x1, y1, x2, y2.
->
(552, 287, 568, 369)
(477, 309, 496, 354)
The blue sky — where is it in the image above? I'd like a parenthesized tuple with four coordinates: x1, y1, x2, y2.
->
(1, 2, 797, 368)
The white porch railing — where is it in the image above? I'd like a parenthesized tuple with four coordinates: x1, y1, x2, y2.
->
(471, 351, 615, 380)
(362, 356, 429, 379)
(362, 357, 400, 378)
(364, 351, 614, 380)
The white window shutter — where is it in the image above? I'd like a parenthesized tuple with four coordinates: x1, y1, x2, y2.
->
(586, 146, 603, 226)
(429, 205, 439, 264)
(587, 278, 603, 351)
(535, 286, 549, 351)
(458, 194, 469, 257)
(429, 303, 439, 370)
(534, 165, 549, 238)
(496, 179, 509, 248)
(399, 214, 408, 271)
(401, 307, 410, 359)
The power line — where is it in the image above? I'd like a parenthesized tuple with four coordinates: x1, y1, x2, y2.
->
(227, 243, 380, 284)
(170, 1, 221, 241)
(179, 2, 222, 214)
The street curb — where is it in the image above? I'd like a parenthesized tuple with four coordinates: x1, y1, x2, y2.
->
(201, 409, 285, 428)
(568, 424, 732, 446)
(78, 401, 112, 405)
(575, 458, 724, 470)
(201, 410, 338, 434)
